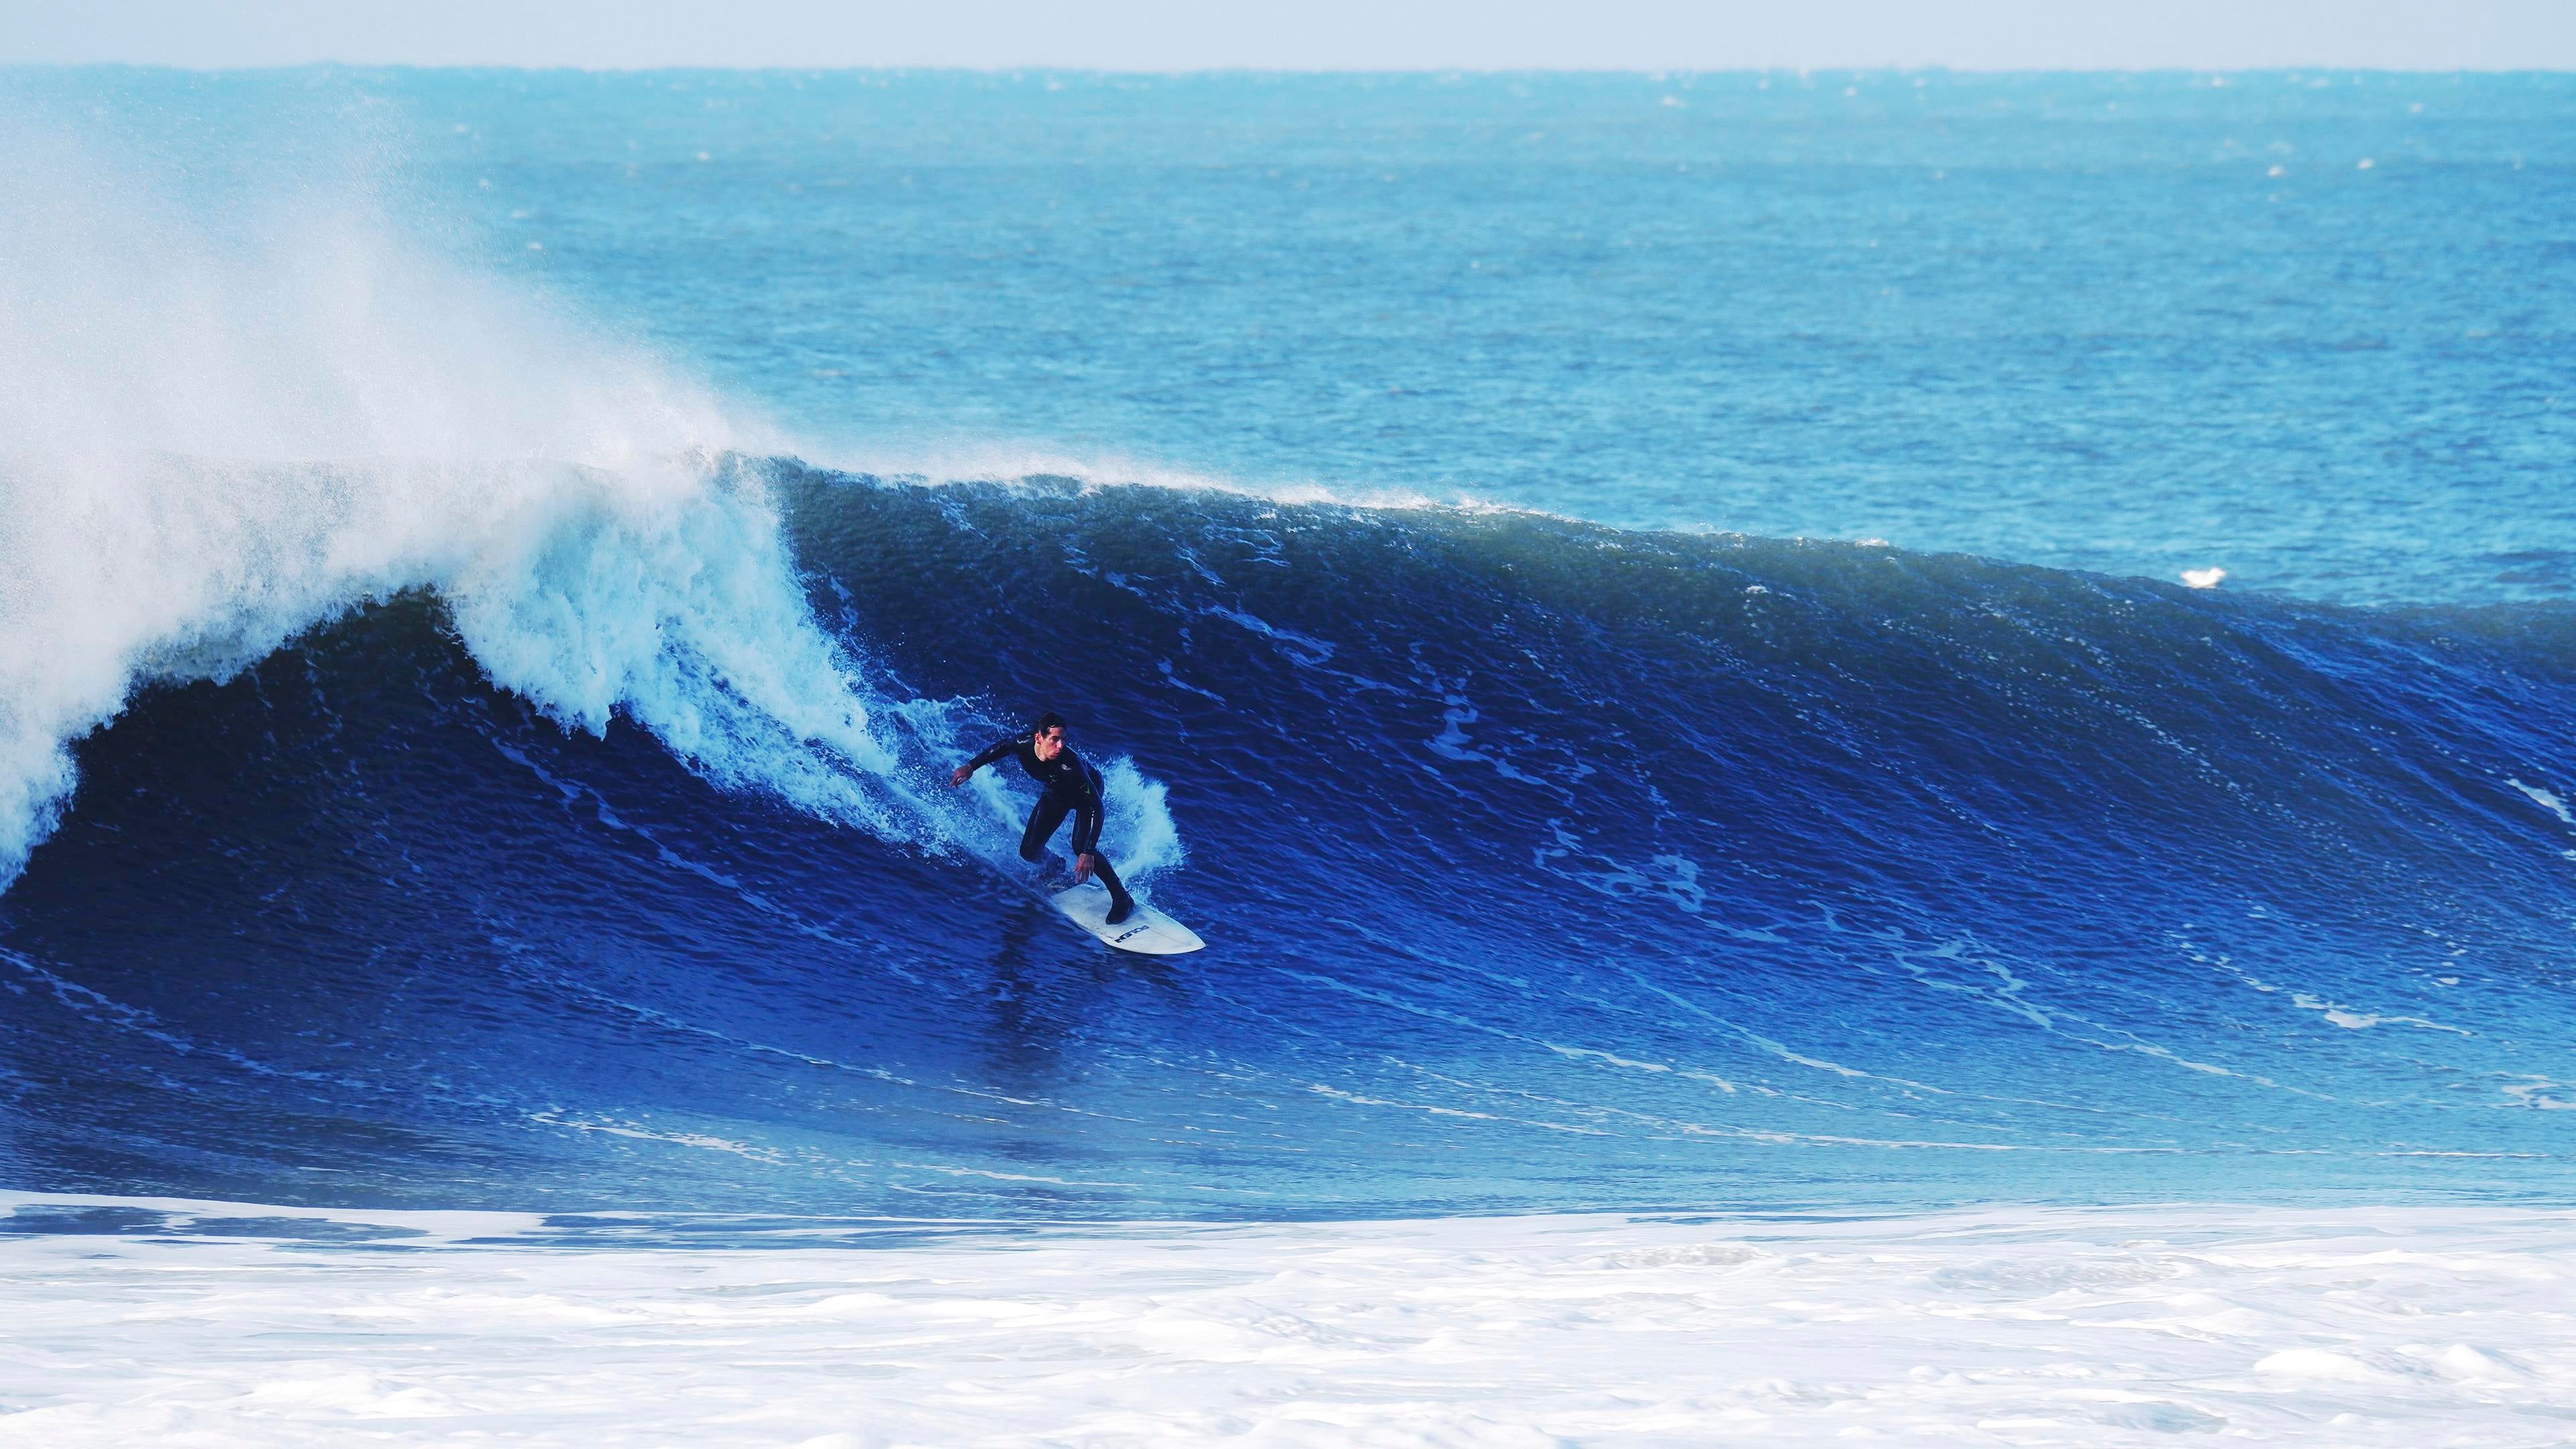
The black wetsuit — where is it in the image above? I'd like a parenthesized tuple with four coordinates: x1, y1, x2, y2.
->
(962, 737, 1132, 908)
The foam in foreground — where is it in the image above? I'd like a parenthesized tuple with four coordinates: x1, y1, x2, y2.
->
(3, 1195, 2569, 1446)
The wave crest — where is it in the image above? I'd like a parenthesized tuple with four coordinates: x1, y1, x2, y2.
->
(0, 121, 1177, 888)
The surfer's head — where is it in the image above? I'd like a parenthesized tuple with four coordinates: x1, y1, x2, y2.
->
(1031, 712, 1069, 761)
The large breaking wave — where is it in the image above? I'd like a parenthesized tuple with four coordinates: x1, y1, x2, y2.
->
(0, 111, 1138, 898)
(7, 92, 2576, 1220)
(5, 460, 2576, 1216)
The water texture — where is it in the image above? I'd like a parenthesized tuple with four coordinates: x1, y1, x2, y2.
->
(0, 68, 2571, 1218)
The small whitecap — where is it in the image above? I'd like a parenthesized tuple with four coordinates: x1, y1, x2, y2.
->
(2181, 567, 2226, 589)
(525, 241, 545, 252)
(2357, 158, 2375, 170)
(2509, 778, 2576, 826)
(2267, 164, 2286, 177)
(1745, 584, 1770, 595)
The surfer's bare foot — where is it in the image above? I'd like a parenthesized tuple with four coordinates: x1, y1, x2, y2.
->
(1107, 898, 1136, 926)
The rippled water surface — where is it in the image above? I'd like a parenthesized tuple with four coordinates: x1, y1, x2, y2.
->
(0, 68, 2571, 1217)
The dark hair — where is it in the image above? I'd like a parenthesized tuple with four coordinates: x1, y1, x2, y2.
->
(1032, 711, 1069, 736)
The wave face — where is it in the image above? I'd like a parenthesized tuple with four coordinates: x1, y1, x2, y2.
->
(5, 467, 2575, 1216)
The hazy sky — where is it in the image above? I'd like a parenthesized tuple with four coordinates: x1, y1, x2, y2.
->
(9, 0, 2573, 71)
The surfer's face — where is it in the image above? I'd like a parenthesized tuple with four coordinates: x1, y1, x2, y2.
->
(1032, 726, 1067, 761)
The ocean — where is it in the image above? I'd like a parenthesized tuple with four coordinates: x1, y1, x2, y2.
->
(3, 66, 2574, 1444)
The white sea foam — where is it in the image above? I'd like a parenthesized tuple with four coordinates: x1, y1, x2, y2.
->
(3, 1193, 2573, 1446)
(0, 124, 1177, 890)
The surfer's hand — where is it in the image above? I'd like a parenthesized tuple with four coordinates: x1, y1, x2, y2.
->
(948, 766, 970, 786)
(1073, 853, 1095, 884)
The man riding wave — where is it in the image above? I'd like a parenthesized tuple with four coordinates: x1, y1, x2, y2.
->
(949, 712, 1138, 925)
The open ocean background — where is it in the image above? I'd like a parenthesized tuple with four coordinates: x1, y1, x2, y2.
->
(2, 67, 2574, 1224)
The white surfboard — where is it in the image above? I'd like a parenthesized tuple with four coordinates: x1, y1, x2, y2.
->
(1049, 879, 1204, 955)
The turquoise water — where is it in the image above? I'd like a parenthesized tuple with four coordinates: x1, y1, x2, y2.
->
(26, 68, 2576, 600)
(412, 68, 2576, 604)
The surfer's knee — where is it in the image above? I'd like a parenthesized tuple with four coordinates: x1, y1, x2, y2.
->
(1018, 841, 1046, 863)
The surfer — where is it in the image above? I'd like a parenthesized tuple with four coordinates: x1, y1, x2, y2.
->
(949, 713, 1137, 924)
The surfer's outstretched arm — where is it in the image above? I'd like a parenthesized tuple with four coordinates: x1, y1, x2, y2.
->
(948, 737, 1016, 787)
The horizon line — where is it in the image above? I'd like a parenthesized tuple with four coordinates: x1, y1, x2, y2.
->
(9, 61, 2575, 78)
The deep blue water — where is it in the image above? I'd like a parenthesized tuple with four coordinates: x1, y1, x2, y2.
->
(1, 69, 2573, 1216)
